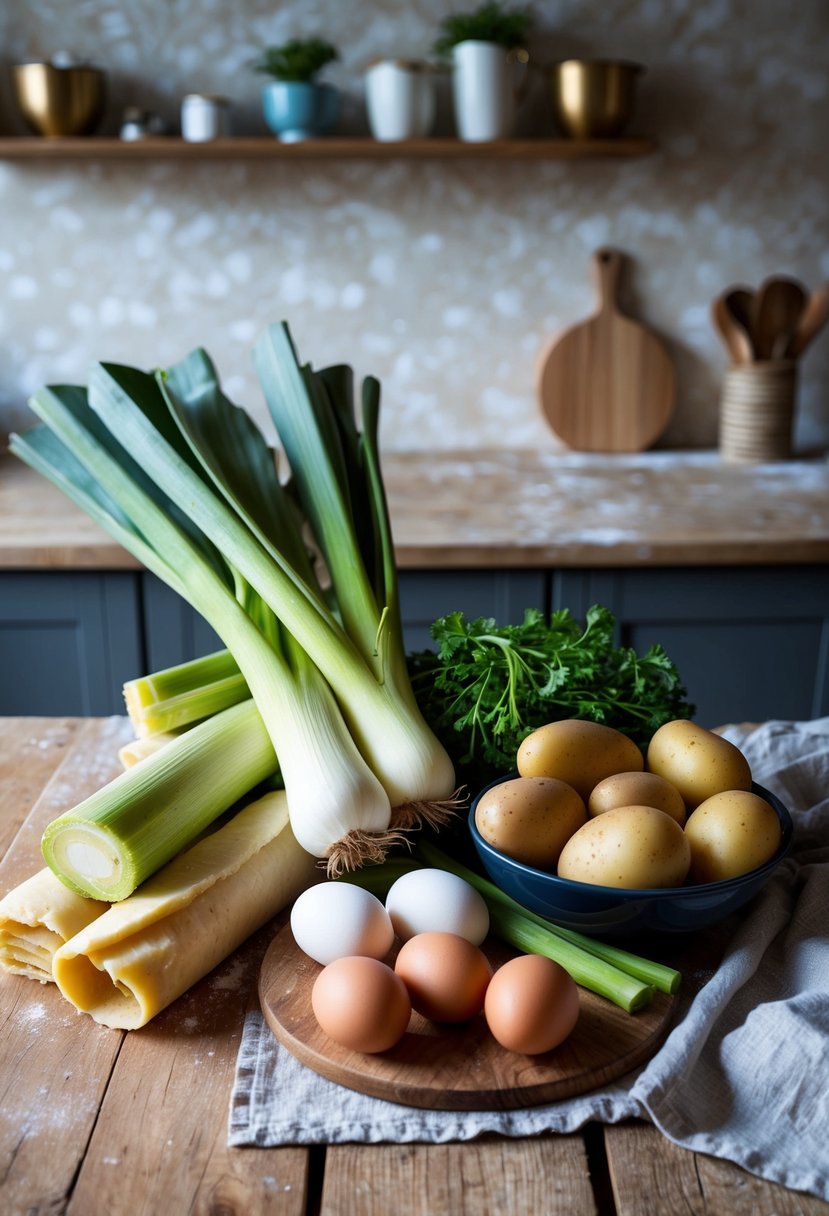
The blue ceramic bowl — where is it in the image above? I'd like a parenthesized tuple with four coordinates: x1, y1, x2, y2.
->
(468, 775, 793, 938)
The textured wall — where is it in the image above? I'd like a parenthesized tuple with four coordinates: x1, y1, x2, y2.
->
(0, 1, 826, 453)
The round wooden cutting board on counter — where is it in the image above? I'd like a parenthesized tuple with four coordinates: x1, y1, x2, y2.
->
(258, 924, 676, 1111)
(536, 247, 676, 453)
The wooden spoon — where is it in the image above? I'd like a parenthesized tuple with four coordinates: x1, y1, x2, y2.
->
(711, 293, 754, 364)
(752, 276, 807, 360)
(787, 283, 829, 358)
(720, 287, 756, 362)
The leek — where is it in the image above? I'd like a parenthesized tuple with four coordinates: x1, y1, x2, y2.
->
(124, 650, 248, 737)
(11, 324, 455, 873)
(118, 732, 181, 769)
(41, 699, 277, 901)
(11, 392, 395, 874)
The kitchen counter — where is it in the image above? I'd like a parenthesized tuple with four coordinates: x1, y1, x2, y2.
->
(2, 449, 828, 570)
(2, 716, 827, 1216)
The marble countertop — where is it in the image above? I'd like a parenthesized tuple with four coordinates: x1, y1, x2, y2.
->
(2, 449, 828, 570)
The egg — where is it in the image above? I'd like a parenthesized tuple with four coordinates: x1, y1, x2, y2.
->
(385, 868, 490, 945)
(311, 956, 412, 1053)
(484, 954, 580, 1054)
(290, 881, 394, 965)
(474, 775, 586, 868)
(588, 770, 686, 825)
(557, 804, 691, 889)
(394, 931, 493, 1023)
(685, 789, 782, 883)
(517, 719, 644, 800)
(646, 719, 752, 810)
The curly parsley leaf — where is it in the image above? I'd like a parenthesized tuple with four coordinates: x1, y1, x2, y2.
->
(407, 604, 694, 788)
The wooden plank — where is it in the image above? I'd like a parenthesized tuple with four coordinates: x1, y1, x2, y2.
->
(322, 1139, 598, 1216)
(0, 717, 81, 858)
(67, 922, 310, 1216)
(605, 1121, 829, 1215)
(0, 718, 130, 1214)
(0, 136, 655, 161)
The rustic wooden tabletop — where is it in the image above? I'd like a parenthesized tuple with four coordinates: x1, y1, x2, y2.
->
(1, 717, 826, 1216)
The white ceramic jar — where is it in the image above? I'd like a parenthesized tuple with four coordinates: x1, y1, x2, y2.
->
(181, 94, 229, 142)
(364, 59, 436, 141)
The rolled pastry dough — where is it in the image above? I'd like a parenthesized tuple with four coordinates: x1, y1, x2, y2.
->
(51, 790, 316, 1029)
(0, 869, 106, 983)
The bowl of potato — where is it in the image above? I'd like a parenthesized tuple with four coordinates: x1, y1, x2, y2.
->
(468, 718, 793, 937)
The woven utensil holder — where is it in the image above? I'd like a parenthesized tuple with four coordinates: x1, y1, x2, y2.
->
(718, 361, 797, 463)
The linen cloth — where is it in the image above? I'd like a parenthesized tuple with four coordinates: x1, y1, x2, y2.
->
(228, 718, 829, 1201)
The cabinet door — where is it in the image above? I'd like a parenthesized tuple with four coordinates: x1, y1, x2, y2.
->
(399, 570, 547, 651)
(0, 572, 142, 715)
(141, 576, 223, 672)
(553, 566, 829, 728)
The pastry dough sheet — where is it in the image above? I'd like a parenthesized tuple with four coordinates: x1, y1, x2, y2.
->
(52, 790, 316, 1029)
(0, 868, 106, 983)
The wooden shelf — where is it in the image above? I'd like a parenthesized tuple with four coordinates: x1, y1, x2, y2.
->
(0, 135, 655, 162)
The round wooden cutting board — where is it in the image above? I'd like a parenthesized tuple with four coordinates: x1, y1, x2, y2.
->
(536, 247, 676, 453)
(258, 924, 676, 1111)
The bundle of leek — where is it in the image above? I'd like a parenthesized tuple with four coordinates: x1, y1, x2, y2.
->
(10, 324, 456, 888)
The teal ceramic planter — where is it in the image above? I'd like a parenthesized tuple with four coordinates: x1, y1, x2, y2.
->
(261, 81, 339, 142)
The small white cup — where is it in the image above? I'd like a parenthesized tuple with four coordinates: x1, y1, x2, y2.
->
(364, 59, 436, 141)
(181, 94, 229, 142)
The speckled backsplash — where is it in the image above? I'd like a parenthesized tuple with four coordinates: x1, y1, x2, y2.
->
(0, 1, 826, 453)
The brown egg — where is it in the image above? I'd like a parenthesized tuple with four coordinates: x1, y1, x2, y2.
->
(588, 770, 686, 825)
(394, 931, 493, 1023)
(311, 956, 411, 1053)
(484, 954, 580, 1054)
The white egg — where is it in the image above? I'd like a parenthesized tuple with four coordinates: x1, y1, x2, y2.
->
(290, 882, 394, 966)
(385, 868, 490, 945)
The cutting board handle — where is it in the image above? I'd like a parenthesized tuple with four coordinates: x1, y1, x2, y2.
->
(592, 247, 624, 313)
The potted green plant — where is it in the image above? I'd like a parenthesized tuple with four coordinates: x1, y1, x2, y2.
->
(433, 2, 532, 141)
(254, 37, 340, 142)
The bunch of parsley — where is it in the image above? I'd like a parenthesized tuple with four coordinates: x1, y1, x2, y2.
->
(407, 605, 694, 789)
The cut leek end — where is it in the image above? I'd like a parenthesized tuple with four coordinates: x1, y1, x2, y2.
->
(42, 822, 136, 902)
(123, 679, 155, 738)
(118, 732, 180, 769)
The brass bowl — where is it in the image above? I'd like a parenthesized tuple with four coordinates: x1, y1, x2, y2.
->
(549, 59, 643, 139)
(12, 62, 107, 138)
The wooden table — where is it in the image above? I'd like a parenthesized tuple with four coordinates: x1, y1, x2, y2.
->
(1, 717, 827, 1216)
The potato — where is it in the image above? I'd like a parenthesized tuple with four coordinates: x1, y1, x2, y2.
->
(588, 770, 686, 825)
(685, 790, 782, 883)
(646, 719, 752, 810)
(517, 719, 643, 801)
(557, 805, 691, 889)
(474, 776, 586, 869)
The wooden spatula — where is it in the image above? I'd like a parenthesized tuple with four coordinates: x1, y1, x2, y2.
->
(536, 248, 676, 452)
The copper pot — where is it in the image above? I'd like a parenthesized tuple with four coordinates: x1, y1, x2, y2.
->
(549, 59, 643, 139)
(12, 62, 106, 137)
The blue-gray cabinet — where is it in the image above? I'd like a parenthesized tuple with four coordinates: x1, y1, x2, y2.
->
(2, 564, 827, 727)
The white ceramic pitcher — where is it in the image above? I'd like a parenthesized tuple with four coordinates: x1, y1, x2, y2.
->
(451, 40, 529, 141)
